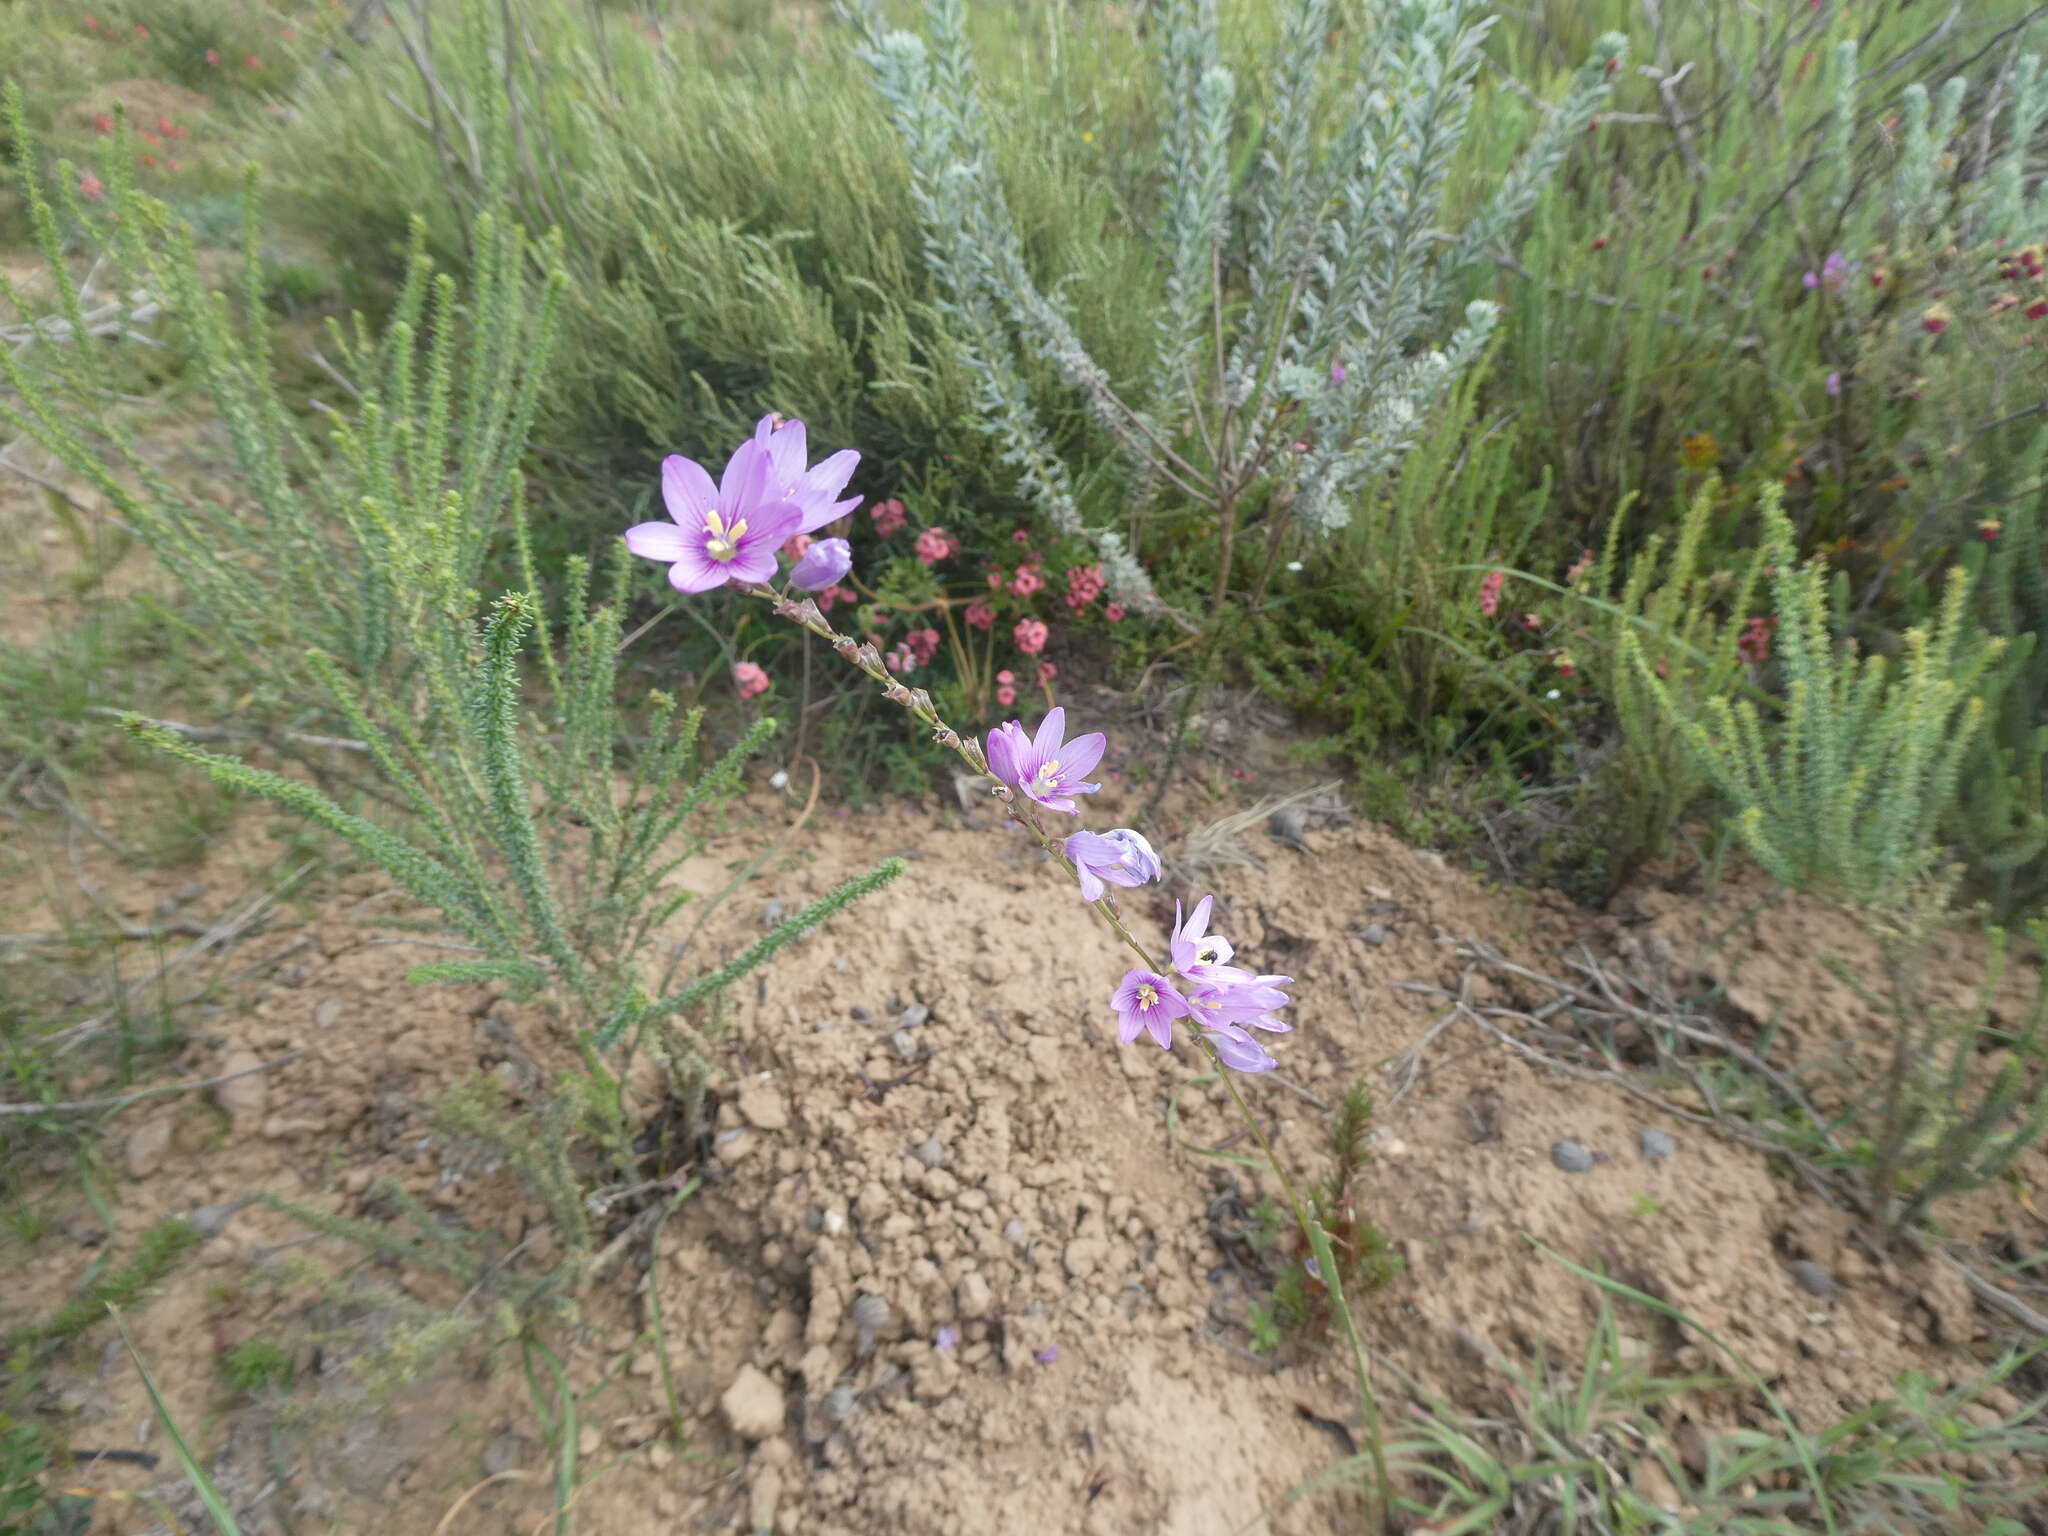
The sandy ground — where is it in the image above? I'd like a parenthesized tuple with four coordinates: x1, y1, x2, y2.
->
(6, 754, 2044, 1533)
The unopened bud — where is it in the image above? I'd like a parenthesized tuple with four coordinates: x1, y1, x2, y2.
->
(905, 688, 934, 717)
(882, 681, 911, 704)
(789, 598, 824, 629)
(854, 643, 884, 672)
(933, 727, 960, 751)
(833, 635, 860, 660)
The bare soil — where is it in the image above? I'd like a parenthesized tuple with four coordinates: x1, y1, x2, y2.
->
(7, 753, 2045, 1533)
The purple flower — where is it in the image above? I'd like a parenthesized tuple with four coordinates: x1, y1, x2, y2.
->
(1206, 1030, 1278, 1073)
(1063, 827, 1161, 901)
(1825, 370, 1841, 397)
(984, 708, 1105, 814)
(1803, 251, 1850, 296)
(625, 442, 801, 593)
(789, 536, 853, 591)
(1329, 360, 1347, 386)
(1111, 969, 1190, 1049)
(1034, 1345, 1060, 1365)
(1185, 967, 1294, 1033)
(1168, 896, 1235, 979)
(753, 414, 862, 532)
(935, 1326, 959, 1352)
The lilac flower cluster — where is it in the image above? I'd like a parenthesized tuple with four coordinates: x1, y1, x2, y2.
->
(622, 417, 1296, 1077)
(980, 710, 1290, 1073)
(625, 415, 860, 594)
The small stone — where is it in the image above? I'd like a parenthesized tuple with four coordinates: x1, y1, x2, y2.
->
(736, 1083, 789, 1132)
(483, 1429, 532, 1476)
(748, 1460, 784, 1533)
(956, 1272, 993, 1320)
(763, 899, 784, 925)
(1550, 1140, 1598, 1173)
(647, 1442, 673, 1471)
(576, 1425, 601, 1458)
(851, 1292, 890, 1355)
(914, 1137, 944, 1169)
(891, 1029, 917, 1061)
(1063, 1238, 1109, 1280)
(124, 1117, 173, 1180)
(1787, 1260, 1841, 1298)
(720, 1365, 784, 1440)
(1267, 806, 1310, 852)
(898, 1003, 931, 1029)
(1360, 923, 1388, 947)
(1002, 1219, 1028, 1247)
(822, 1385, 856, 1422)
(186, 1203, 238, 1239)
(1640, 1128, 1677, 1163)
(213, 1050, 269, 1129)
(314, 999, 343, 1029)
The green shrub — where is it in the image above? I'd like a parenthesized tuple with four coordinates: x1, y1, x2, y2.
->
(1639, 487, 2000, 909)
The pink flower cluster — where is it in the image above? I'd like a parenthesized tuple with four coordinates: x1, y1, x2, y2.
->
(964, 599, 995, 631)
(733, 661, 769, 700)
(1479, 569, 1505, 617)
(1736, 615, 1777, 665)
(1008, 563, 1044, 598)
(886, 627, 941, 673)
(871, 498, 908, 538)
(915, 526, 958, 565)
(1065, 564, 1106, 610)
(1014, 618, 1049, 655)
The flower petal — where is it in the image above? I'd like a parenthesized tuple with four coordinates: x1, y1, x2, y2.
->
(986, 723, 1022, 787)
(725, 543, 781, 585)
(1032, 706, 1067, 759)
(666, 542, 727, 593)
(661, 455, 717, 523)
(719, 438, 772, 511)
(803, 490, 865, 530)
(801, 448, 859, 498)
(759, 417, 809, 489)
(1057, 731, 1106, 781)
(744, 499, 803, 549)
(623, 521, 691, 563)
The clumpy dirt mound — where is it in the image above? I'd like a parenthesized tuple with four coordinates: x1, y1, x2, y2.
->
(6, 771, 2043, 1533)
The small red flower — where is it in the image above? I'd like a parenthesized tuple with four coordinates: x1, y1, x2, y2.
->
(206, 48, 222, 65)
(2028, 302, 2048, 321)
(1978, 519, 2003, 542)
(1590, 236, 1607, 251)
(1103, 603, 1126, 623)
(245, 55, 262, 69)
(133, 22, 149, 36)
(964, 599, 995, 632)
(1014, 617, 1050, 655)
(1037, 661, 1058, 684)
(93, 114, 114, 135)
